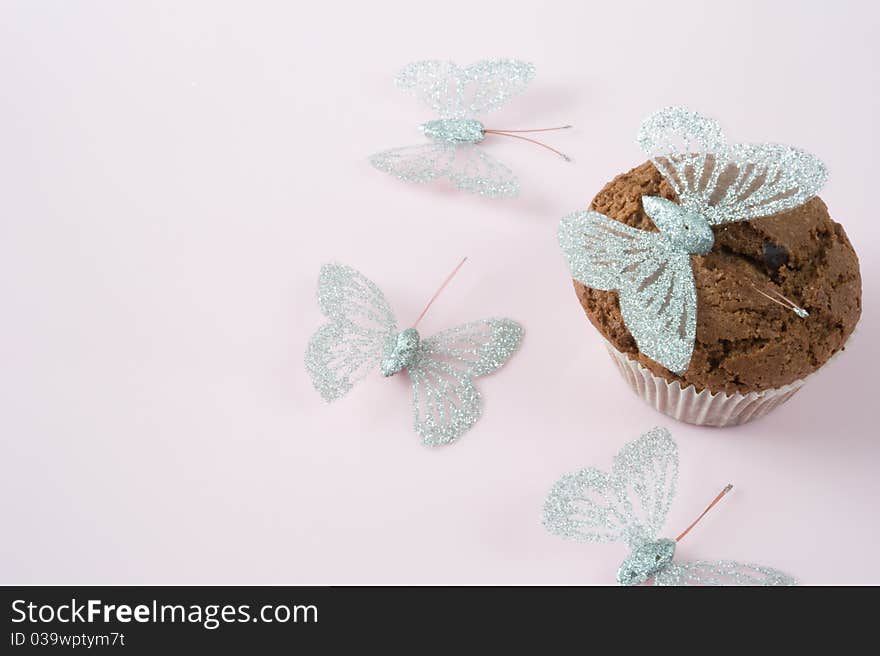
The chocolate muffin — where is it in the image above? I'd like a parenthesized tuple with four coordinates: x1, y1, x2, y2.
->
(575, 161, 862, 396)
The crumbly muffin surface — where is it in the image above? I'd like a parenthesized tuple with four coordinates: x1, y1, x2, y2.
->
(575, 161, 862, 394)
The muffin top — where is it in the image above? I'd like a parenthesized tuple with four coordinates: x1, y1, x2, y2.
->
(575, 161, 861, 395)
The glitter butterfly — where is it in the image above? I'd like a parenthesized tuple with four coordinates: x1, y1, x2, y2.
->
(305, 262, 523, 446)
(370, 59, 571, 198)
(558, 106, 827, 373)
(542, 427, 796, 586)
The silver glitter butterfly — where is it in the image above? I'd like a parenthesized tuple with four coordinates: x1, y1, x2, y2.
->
(543, 427, 795, 586)
(305, 263, 523, 446)
(558, 106, 827, 373)
(370, 59, 542, 198)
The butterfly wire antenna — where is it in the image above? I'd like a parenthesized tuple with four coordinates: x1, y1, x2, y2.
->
(483, 125, 573, 162)
(413, 256, 468, 328)
(751, 283, 809, 318)
(675, 484, 734, 543)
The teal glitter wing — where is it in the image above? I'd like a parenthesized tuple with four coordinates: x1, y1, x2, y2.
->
(558, 210, 660, 290)
(616, 249, 696, 376)
(370, 143, 458, 185)
(543, 428, 678, 549)
(637, 106, 827, 225)
(445, 144, 518, 197)
(394, 59, 536, 118)
(611, 427, 678, 545)
(543, 466, 636, 544)
(407, 318, 523, 446)
(370, 143, 519, 197)
(653, 561, 796, 586)
(558, 210, 697, 374)
(305, 263, 397, 402)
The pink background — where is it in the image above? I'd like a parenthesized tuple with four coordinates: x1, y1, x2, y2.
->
(1, 1, 877, 584)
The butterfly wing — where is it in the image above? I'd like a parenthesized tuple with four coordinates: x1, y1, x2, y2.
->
(371, 142, 519, 197)
(446, 144, 519, 197)
(710, 143, 827, 222)
(558, 210, 660, 289)
(610, 427, 679, 548)
(459, 59, 536, 116)
(543, 428, 677, 546)
(616, 249, 696, 375)
(394, 60, 465, 118)
(543, 466, 640, 544)
(369, 143, 458, 184)
(406, 318, 523, 446)
(305, 263, 397, 402)
(638, 106, 826, 225)
(653, 560, 796, 586)
(394, 59, 535, 118)
(558, 210, 697, 374)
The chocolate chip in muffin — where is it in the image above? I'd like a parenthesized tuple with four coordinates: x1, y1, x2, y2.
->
(761, 242, 789, 271)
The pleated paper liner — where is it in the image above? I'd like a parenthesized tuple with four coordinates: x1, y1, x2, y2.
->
(607, 344, 809, 427)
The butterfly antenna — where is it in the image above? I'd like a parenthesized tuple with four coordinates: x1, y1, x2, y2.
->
(413, 257, 468, 328)
(675, 484, 734, 543)
(485, 125, 573, 133)
(751, 284, 809, 318)
(483, 129, 572, 161)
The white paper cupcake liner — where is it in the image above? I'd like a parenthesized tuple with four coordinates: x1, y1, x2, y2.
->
(606, 345, 807, 427)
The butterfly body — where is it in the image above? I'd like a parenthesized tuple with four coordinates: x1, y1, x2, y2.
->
(420, 118, 485, 144)
(381, 328, 421, 377)
(642, 196, 714, 255)
(617, 538, 676, 586)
